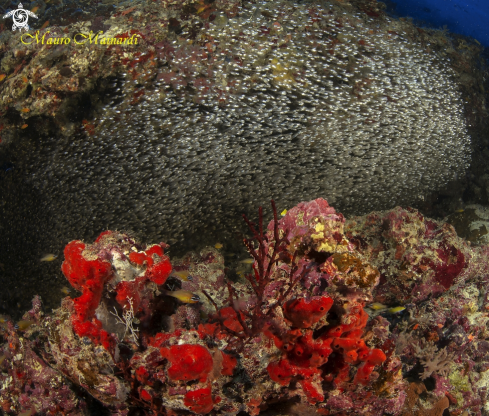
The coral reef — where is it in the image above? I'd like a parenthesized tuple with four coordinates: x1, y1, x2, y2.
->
(1, 0, 488, 320)
(2, 197, 489, 415)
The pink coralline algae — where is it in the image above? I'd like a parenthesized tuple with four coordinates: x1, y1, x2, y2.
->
(344, 206, 469, 304)
(0, 296, 84, 415)
(2, 198, 489, 415)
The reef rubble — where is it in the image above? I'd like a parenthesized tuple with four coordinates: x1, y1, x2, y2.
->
(1, 198, 489, 415)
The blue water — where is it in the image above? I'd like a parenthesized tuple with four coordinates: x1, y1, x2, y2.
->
(386, 0, 489, 48)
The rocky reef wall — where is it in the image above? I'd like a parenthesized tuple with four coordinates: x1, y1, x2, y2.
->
(0, 0, 487, 316)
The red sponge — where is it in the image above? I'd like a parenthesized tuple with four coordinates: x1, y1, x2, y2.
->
(283, 296, 334, 328)
(61, 239, 115, 352)
(161, 344, 213, 382)
(184, 387, 214, 414)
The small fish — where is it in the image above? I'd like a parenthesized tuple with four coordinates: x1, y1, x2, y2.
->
(21, 108, 30, 113)
(40, 20, 49, 30)
(239, 258, 255, 264)
(40, 253, 58, 262)
(60, 286, 71, 295)
(455, 209, 464, 213)
(368, 302, 387, 311)
(31, 6, 39, 13)
(16, 320, 35, 331)
(21, 124, 28, 129)
(22, 76, 28, 83)
(280, 209, 287, 216)
(0, 74, 6, 82)
(166, 290, 200, 304)
(0, 314, 8, 324)
(170, 270, 193, 281)
(214, 243, 223, 249)
(386, 306, 405, 314)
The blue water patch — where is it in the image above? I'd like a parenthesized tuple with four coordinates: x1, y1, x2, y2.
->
(385, 0, 489, 48)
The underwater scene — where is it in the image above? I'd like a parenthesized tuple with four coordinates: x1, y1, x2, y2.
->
(0, 0, 488, 414)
